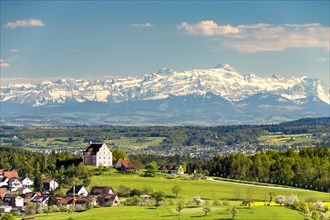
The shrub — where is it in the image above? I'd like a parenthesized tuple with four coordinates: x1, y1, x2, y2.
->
(223, 200, 230, 206)
(213, 200, 220, 206)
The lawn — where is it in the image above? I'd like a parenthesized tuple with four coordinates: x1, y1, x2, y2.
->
(31, 174, 328, 220)
(90, 174, 329, 202)
(35, 205, 306, 220)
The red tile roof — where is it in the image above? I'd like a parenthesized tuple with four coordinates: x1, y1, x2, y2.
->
(118, 158, 131, 169)
(3, 171, 19, 179)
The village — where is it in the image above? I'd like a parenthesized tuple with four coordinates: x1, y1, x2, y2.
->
(0, 143, 184, 217)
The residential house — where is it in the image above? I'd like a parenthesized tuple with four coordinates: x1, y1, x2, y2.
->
(159, 165, 184, 175)
(115, 158, 132, 172)
(17, 187, 32, 194)
(83, 143, 113, 167)
(43, 178, 59, 192)
(90, 186, 119, 206)
(8, 177, 22, 191)
(20, 192, 39, 206)
(0, 205, 12, 213)
(21, 176, 34, 187)
(169, 165, 184, 175)
(56, 196, 73, 208)
(31, 195, 49, 207)
(66, 185, 89, 197)
(90, 186, 115, 197)
(3, 194, 24, 207)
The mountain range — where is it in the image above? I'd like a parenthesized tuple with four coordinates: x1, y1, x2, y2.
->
(1, 64, 329, 126)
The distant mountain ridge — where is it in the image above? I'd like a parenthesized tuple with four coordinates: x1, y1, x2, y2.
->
(1, 64, 329, 126)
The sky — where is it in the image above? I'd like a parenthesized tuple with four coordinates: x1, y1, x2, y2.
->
(1, 1, 329, 84)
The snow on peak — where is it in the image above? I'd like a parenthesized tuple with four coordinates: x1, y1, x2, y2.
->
(158, 68, 174, 75)
(214, 63, 237, 72)
(1, 64, 329, 106)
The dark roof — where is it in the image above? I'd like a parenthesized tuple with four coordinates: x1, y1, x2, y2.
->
(90, 186, 114, 195)
(66, 185, 86, 195)
(84, 144, 106, 153)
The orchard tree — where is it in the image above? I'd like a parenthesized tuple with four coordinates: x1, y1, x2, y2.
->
(171, 185, 181, 198)
(176, 201, 184, 214)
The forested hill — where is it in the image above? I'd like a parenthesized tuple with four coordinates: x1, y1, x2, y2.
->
(279, 117, 330, 126)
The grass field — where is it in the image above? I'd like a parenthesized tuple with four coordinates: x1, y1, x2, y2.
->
(104, 137, 165, 149)
(90, 173, 329, 202)
(35, 205, 307, 220)
(258, 133, 322, 146)
(31, 173, 329, 220)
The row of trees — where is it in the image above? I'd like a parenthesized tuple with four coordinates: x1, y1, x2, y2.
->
(186, 146, 330, 192)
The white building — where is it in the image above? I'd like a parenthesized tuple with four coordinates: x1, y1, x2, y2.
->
(83, 143, 113, 167)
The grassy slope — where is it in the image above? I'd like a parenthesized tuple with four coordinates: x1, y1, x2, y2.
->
(33, 174, 328, 220)
(90, 174, 328, 201)
(35, 206, 306, 220)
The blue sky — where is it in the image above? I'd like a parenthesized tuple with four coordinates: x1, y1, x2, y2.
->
(1, 1, 329, 84)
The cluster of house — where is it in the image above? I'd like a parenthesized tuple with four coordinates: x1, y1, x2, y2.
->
(0, 169, 119, 214)
(0, 170, 57, 213)
(0, 143, 184, 214)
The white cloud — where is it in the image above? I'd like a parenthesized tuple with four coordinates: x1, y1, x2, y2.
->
(177, 20, 240, 35)
(4, 18, 45, 29)
(177, 21, 330, 52)
(130, 23, 154, 28)
(0, 59, 10, 68)
(317, 57, 330, 62)
(9, 48, 18, 53)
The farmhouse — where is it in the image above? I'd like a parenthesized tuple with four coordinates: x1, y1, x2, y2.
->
(83, 143, 113, 167)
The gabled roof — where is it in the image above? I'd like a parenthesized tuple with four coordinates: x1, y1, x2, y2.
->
(56, 196, 73, 205)
(3, 171, 19, 179)
(4, 193, 21, 199)
(31, 195, 49, 202)
(90, 186, 114, 195)
(117, 158, 131, 169)
(43, 178, 55, 183)
(66, 185, 86, 195)
(84, 143, 106, 153)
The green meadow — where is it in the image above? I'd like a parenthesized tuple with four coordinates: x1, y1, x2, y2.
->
(35, 205, 307, 220)
(32, 173, 329, 220)
(90, 173, 328, 201)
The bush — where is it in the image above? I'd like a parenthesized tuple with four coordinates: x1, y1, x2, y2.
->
(122, 195, 141, 206)
(213, 200, 220, 206)
(223, 200, 230, 206)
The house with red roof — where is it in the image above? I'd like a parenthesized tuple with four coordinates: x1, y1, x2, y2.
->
(115, 158, 132, 172)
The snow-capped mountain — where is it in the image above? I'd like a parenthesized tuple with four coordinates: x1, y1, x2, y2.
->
(1, 64, 329, 106)
(1, 64, 329, 126)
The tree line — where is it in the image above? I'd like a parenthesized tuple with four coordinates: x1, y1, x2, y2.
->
(186, 146, 330, 192)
